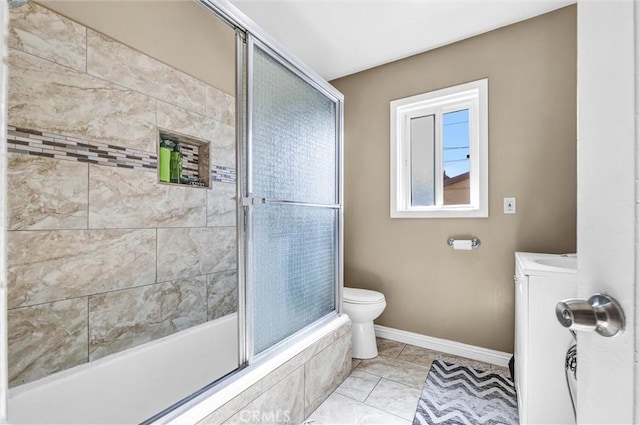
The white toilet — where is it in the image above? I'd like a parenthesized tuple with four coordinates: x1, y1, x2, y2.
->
(343, 287, 386, 359)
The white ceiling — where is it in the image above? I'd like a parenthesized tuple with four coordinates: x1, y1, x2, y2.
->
(229, 0, 575, 81)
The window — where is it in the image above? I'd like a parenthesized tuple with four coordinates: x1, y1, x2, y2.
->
(390, 79, 488, 218)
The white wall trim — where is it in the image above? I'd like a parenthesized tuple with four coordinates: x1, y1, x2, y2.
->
(374, 325, 512, 367)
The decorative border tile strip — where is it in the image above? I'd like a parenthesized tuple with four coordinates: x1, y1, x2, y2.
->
(7, 126, 237, 184)
(181, 144, 199, 180)
(212, 165, 236, 184)
(7, 126, 157, 172)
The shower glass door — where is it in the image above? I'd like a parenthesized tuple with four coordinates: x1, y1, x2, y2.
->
(246, 38, 342, 357)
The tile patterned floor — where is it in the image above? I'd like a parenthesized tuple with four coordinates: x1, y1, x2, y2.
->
(304, 338, 510, 425)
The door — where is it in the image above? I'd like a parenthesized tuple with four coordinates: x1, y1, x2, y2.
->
(576, 1, 638, 422)
(244, 36, 342, 359)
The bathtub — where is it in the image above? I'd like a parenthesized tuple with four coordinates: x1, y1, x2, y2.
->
(8, 314, 239, 424)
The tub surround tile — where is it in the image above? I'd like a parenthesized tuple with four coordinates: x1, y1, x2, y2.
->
(157, 227, 236, 282)
(157, 100, 214, 143)
(88, 276, 207, 360)
(7, 229, 156, 309)
(206, 85, 235, 126)
(6, 126, 158, 172)
(305, 392, 409, 425)
(356, 355, 430, 389)
(261, 320, 351, 393)
(9, 2, 86, 72)
(304, 333, 352, 416)
(207, 271, 238, 320)
(226, 366, 305, 425)
(8, 298, 88, 387)
(88, 165, 207, 229)
(210, 121, 236, 169)
(7, 152, 88, 230)
(335, 370, 380, 403)
(377, 337, 406, 359)
(87, 30, 206, 115)
(8, 48, 157, 152)
(197, 383, 263, 425)
(211, 165, 237, 184)
(207, 181, 236, 227)
(363, 378, 422, 421)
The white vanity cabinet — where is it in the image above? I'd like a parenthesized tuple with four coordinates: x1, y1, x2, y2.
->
(514, 252, 577, 425)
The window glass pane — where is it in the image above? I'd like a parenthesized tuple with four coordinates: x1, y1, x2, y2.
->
(443, 109, 470, 205)
(410, 115, 435, 206)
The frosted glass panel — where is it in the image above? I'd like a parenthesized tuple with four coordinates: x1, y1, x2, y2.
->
(252, 45, 336, 204)
(252, 205, 336, 354)
(410, 115, 435, 206)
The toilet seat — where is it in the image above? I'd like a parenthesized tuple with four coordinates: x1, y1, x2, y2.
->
(343, 287, 385, 304)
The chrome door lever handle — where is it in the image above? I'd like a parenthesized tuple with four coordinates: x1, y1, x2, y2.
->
(556, 293, 625, 337)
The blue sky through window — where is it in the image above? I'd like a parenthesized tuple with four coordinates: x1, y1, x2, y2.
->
(443, 109, 469, 178)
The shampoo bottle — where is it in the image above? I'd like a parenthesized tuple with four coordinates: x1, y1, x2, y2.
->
(170, 142, 182, 183)
(159, 139, 171, 182)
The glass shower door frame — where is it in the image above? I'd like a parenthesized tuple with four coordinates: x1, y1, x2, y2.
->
(242, 34, 344, 364)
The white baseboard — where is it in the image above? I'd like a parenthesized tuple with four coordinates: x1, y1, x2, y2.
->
(374, 325, 512, 367)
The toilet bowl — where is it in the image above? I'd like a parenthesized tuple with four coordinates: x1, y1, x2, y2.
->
(343, 287, 386, 359)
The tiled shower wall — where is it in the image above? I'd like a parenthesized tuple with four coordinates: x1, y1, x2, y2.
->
(6, 3, 238, 387)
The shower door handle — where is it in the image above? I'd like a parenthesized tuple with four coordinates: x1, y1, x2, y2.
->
(240, 197, 266, 206)
(555, 293, 625, 337)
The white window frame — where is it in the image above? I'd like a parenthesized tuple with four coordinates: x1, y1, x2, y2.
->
(390, 79, 488, 218)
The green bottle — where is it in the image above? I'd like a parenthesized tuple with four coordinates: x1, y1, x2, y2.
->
(170, 142, 182, 183)
(159, 139, 171, 182)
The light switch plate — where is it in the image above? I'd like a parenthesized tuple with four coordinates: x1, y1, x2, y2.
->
(504, 197, 516, 214)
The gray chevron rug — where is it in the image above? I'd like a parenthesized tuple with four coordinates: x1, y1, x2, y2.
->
(413, 359, 519, 425)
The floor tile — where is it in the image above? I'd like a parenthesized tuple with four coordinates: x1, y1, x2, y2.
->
(335, 370, 381, 402)
(376, 338, 405, 358)
(364, 378, 422, 421)
(305, 392, 409, 425)
(397, 344, 438, 367)
(437, 353, 511, 378)
(352, 358, 362, 370)
(356, 355, 430, 389)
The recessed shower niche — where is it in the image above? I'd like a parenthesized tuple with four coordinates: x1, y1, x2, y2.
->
(158, 129, 211, 188)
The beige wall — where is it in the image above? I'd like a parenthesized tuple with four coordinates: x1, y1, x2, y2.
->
(38, 0, 236, 95)
(331, 6, 577, 353)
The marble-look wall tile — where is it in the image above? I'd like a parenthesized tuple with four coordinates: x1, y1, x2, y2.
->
(208, 271, 238, 320)
(157, 227, 236, 282)
(157, 100, 214, 142)
(157, 100, 235, 168)
(211, 120, 236, 169)
(8, 153, 88, 230)
(207, 182, 236, 227)
(9, 2, 86, 72)
(89, 164, 206, 229)
(206, 85, 235, 126)
(8, 229, 156, 309)
(304, 332, 352, 416)
(197, 383, 262, 425)
(87, 30, 206, 115)
(8, 48, 157, 152)
(88, 277, 207, 360)
(261, 320, 351, 393)
(226, 367, 304, 424)
(8, 298, 88, 387)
